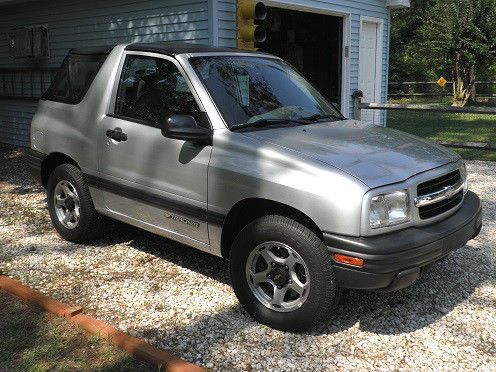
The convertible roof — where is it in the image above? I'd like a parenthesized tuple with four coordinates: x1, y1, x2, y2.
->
(69, 46, 114, 55)
(67, 41, 266, 58)
(125, 41, 264, 56)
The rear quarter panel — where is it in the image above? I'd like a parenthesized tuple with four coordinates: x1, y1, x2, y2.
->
(30, 45, 125, 175)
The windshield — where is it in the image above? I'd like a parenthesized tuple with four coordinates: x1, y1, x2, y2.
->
(189, 56, 343, 128)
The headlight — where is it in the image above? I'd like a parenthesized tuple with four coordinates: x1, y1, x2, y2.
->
(460, 162, 469, 194)
(369, 190, 410, 229)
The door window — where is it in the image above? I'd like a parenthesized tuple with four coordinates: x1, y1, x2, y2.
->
(114, 55, 207, 127)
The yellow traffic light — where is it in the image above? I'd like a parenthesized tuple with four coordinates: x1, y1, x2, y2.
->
(237, 0, 267, 50)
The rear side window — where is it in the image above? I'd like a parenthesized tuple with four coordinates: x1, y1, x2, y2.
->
(42, 53, 108, 103)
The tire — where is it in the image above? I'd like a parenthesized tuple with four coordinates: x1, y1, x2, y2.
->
(47, 164, 105, 243)
(229, 215, 341, 332)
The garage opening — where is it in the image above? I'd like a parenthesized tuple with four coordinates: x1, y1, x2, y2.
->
(256, 8, 343, 106)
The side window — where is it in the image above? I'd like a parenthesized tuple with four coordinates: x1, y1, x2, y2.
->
(43, 53, 106, 103)
(43, 58, 71, 101)
(68, 57, 105, 102)
(114, 55, 208, 127)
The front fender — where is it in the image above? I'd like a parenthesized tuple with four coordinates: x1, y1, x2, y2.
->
(207, 129, 369, 253)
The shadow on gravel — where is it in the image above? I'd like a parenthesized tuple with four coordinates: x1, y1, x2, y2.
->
(317, 242, 492, 336)
(90, 220, 231, 286)
(146, 242, 491, 340)
(0, 149, 39, 190)
(97, 221, 492, 339)
(132, 243, 490, 364)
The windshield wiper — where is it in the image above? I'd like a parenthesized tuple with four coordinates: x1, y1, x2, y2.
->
(298, 113, 344, 122)
(230, 118, 308, 131)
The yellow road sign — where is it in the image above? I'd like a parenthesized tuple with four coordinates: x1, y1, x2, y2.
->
(437, 77, 447, 87)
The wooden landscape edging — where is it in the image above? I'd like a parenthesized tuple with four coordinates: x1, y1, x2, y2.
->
(0, 275, 205, 372)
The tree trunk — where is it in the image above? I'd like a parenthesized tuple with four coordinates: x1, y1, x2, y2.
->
(453, 55, 477, 106)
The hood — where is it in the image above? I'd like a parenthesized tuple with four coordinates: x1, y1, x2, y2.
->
(242, 120, 460, 189)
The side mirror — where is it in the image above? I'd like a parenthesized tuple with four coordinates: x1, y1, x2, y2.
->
(161, 114, 212, 145)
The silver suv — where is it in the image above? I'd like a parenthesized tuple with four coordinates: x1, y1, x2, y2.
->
(27, 42, 482, 331)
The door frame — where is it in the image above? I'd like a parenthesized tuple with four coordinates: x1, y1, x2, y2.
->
(359, 16, 384, 124)
(98, 50, 213, 249)
(263, 0, 351, 117)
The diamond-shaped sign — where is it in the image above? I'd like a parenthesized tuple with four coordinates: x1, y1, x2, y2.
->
(437, 77, 447, 87)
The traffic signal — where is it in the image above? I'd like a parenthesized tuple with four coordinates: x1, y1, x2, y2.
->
(237, 0, 267, 50)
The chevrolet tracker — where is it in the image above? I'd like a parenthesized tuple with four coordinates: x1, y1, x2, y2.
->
(27, 42, 482, 331)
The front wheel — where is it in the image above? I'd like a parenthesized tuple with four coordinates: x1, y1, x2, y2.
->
(229, 215, 341, 332)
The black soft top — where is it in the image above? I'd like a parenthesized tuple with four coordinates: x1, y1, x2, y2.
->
(125, 41, 264, 56)
(69, 46, 113, 55)
(68, 42, 265, 57)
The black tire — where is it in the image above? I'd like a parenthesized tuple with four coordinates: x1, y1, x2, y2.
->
(229, 215, 341, 332)
(47, 164, 105, 243)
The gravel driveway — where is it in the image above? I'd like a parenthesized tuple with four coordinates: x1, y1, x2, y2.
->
(1, 148, 495, 371)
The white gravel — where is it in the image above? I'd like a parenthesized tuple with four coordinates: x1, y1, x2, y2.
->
(1, 149, 495, 371)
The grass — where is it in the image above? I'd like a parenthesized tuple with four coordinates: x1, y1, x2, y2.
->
(386, 98, 496, 161)
(0, 290, 156, 372)
(449, 147, 496, 162)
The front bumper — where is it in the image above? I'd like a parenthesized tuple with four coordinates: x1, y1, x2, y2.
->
(324, 191, 482, 291)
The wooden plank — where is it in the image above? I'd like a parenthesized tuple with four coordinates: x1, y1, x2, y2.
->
(0, 275, 78, 318)
(359, 102, 496, 115)
(0, 275, 205, 372)
(437, 141, 496, 151)
(70, 314, 205, 372)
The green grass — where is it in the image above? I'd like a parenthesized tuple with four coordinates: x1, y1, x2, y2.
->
(386, 106, 496, 161)
(449, 147, 496, 162)
(0, 290, 156, 372)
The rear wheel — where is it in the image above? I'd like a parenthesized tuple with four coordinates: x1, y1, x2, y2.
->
(47, 164, 105, 243)
(229, 215, 341, 332)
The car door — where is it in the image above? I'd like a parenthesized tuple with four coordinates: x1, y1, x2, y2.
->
(97, 52, 212, 244)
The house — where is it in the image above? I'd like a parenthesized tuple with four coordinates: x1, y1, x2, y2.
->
(0, 0, 409, 148)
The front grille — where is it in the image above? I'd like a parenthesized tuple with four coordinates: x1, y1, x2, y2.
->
(417, 170, 463, 220)
(417, 170, 461, 196)
(418, 190, 463, 219)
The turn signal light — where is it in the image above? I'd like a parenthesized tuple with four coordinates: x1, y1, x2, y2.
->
(334, 254, 364, 267)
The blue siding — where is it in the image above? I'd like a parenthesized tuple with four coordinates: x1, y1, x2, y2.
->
(217, 0, 237, 47)
(0, 0, 209, 147)
(0, 101, 37, 147)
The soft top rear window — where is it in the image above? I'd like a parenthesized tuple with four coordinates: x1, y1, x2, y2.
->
(42, 52, 108, 104)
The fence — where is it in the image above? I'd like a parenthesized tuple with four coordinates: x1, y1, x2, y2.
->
(352, 90, 496, 151)
(388, 81, 496, 101)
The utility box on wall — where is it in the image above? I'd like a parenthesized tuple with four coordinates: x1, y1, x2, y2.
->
(8, 26, 49, 58)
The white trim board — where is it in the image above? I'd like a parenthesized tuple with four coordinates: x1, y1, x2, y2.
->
(359, 16, 384, 125)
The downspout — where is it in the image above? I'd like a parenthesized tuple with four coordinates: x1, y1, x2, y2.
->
(208, 0, 219, 46)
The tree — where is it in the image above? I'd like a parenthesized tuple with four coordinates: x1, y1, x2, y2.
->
(420, 0, 496, 106)
(390, 0, 439, 82)
(390, 0, 496, 106)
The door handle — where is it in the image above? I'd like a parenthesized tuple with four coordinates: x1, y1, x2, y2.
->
(106, 127, 127, 142)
